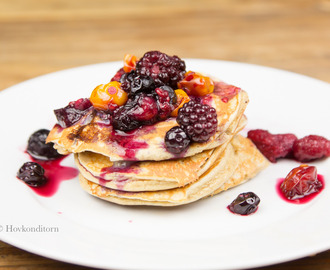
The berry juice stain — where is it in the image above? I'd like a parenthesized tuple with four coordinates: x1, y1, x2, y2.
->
(276, 175, 325, 204)
(28, 155, 78, 197)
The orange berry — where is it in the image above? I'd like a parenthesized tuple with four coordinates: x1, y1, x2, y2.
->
(123, 54, 137, 73)
(90, 81, 128, 111)
(177, 71, 214, 96)
(171, 89, 191, 117)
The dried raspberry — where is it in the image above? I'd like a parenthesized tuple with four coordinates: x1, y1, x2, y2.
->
(247, 129, 297, 163)
(293, 135, 330, 162)
(135, 51, 186, 88)
(177, 101, 218, 143)
(280, 165, 322, 200)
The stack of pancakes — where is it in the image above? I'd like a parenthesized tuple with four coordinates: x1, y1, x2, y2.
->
(47, 88, 269, 206)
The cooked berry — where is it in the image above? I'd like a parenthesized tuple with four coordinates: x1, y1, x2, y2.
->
(27, 129, 63, 160)
(54, 98, 93, 128)
(293, 135, 330, 162)
(154, 86, 177, 120)
(112, 93, 158, 131)
(120, 70, 155, 95)
(177, 71, 214, 96)
(17, 162, 47, 187)
(280, 165, 322, 200)
(247, 129, 297, 163)
(228, 192, 260, 215)
(171, 89, 191, 117)
(135, 51, 186, 88)
(165, 126, 191, 154)
(176, 101, 218, 142)
(111, 67, 125, 82)
(123, 54, 137, 73)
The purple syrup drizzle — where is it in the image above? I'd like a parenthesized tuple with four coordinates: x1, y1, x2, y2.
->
(27, 155, 79, 197)
(276, 175, 325, 204)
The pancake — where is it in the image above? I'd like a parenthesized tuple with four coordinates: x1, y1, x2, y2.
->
(47, 90, 249, 161)
(75, 115, 247, 192)
(78, 135, 269, 206)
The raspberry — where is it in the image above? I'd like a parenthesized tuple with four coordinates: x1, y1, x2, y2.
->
(17, 162, 47, 187)
(165, 126, 191, 154)
(135, 51, 186, 88)
(228, 192, 260, 215)
(110, 68, 125, 82)
(177, 101, 218, 143)
(54, 98, 93, 128)
(27, 129, 63, 160)
(154, 86, 177, 121)
(247, 129, 297, 163)
(280, 165, 322, 200)
(293, 135, 330, 162)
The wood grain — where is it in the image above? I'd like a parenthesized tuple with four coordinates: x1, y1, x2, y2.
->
(0, 0, 329, 269)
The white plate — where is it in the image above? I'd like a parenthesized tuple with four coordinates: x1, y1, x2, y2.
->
(0, 60, 329, 270)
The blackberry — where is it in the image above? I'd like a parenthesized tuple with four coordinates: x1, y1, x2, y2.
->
(135, 51, 186, 88)
(165, 126, 191, 154)
(177, 101, 218, 143)
(54, 98, 94, 128)
(27, 129, 63, 160)
(228, 192, 260, 215)
(17, 162, 47, 187)
(120, 70, 155, 95)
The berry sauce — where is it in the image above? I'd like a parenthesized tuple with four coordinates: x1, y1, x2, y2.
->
(276, 175, 325, 204)
(26, 155, 78, 197)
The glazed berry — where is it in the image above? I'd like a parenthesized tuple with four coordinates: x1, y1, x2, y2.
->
(123, 54, 137, 73)
(228, 192, 260, 215)
(177, 101, 218, 143)
(280, 165, 322, 200)
(112, 93, 158, 131)
(247, 129, 297, 163)
(120, 70, 155, 95)
(17, 162, 47, 187)
(177, 71, 214, 96)
(154, 86, 177, 120)
(293, 135, 330, 162)
(171, 89, 191, 117)
(27, 129, 63, 160)
(54, 98, 93, 128)
(90, 81, 128, 111)
(111, 68, 125, 82)
(135, 51, 186, 88)
(165, 126, 191, 154)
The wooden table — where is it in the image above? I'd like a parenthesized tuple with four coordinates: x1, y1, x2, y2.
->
(0, 0, 329, 269)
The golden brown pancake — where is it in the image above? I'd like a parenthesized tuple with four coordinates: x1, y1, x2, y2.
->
(78, 135, 269, 206)
(47, 90, 249, 161)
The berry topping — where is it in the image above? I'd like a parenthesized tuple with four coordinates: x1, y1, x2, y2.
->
(135, 51, 186, 88)
(120, 70, 155, 95)
(247, 129, 297, 163)
(213, 81, 241, 102)
(90, 81, 128, 111)
(27, 129, 63, 160)
(123, 54, 137, 73)
(177, 71, 214, 96)
(177, 101, 218, 143)
(17, 162, 47, 187)
(293, 135, 330, 162)
(54, 98, 93, 128)
(111, 68, 125, 82)
(280, 165, 322, 200)
(154, 86, 177, 121)
(165, 126, 191, 154)
(112, 93, 158, 131)
(171, 89, 191, 117)
(228, 192, 260, 215)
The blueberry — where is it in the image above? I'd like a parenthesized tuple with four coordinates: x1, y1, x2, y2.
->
(27, 129, 63, 160)
(17, 162, 47, 187)
(228, 192, 260, 215)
